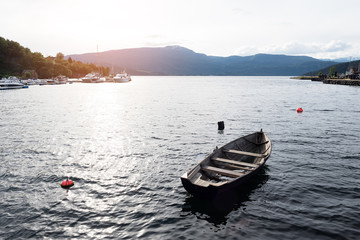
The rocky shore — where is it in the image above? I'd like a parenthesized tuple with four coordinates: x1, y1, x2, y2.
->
(292, 76, 360, 86)
(323, 79, 360, 86)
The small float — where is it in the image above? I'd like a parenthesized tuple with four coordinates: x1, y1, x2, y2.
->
(296, 107, 303, 113)
(61, 178, 74, 188)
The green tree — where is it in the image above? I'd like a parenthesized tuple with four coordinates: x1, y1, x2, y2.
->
(55, 52, 65, 65)
(0, 37, 8, 60)
(56, 52, 64, 60)
(32, 52, 46, 70)
(37, 66, 52, 78)
(23, 71, 32, 79)
(329, 66, 336, 78)
(53, 63, 72, 77)
(0, 36, 111, 78)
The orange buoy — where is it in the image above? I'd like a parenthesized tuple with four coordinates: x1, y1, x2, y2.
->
(61, 178, 74, 188)
(296, 107, 303, 113)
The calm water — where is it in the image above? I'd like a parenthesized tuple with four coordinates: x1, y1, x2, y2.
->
(0, 77, 359, 239)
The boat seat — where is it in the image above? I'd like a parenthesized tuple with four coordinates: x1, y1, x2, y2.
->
(223, 149, 266, 158)
(194, 177, 226, 187)
(244, 138, 270, 145)
(201, 166, 244, 178)
(212, 157, 258, 168)
(194, 177, 211, 187)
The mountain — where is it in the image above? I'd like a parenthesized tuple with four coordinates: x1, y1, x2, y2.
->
(320, 57, 352, 63)
(305, 60, 360, 76)
(66, 46, 336, 76)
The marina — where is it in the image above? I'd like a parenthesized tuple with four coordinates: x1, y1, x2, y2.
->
(0, 72, 132, 90)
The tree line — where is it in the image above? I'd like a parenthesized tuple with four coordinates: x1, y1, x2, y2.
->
(0, 36, 109, 79)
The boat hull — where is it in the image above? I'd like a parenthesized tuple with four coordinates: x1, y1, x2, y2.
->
(181, 131, 271, 199)
(0, 83, 24, 90)
(181, 161, 266, 199)
(82, 78, 99, 83)
(113, 77, 131, 83)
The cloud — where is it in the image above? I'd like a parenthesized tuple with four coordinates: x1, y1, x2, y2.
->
(323, 40, 351, 52)
(143, 40, 182, 48)
(142, 34, 182, 47)
(234, 40, 352, 57)
(231, 7, 251, 15)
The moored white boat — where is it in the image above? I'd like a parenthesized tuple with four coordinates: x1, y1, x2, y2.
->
(0, 77, 25, 90)
(21, 79, 42, 85)
(113, 72, 131, 83)
(1, 76, 20, 82)
(46, 78, 57, 85)
(39, 79, 48, 85)
(97, 77, 106, 83)
(54, 75, 68, 84)
(82, 73, 100, 83)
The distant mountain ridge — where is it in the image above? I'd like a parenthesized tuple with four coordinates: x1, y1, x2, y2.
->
(67, 46, 336, 76)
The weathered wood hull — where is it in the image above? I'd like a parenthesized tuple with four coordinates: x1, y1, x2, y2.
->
(181, 161, 267, 199)
(181, 131, 271, 199)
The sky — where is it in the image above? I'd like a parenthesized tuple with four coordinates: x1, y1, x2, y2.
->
(1, 0, 360, 60)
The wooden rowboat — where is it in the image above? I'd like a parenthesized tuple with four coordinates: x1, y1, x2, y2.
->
(181, 130, 271, 199)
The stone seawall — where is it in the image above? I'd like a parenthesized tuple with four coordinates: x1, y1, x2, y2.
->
(323, 79, 360, 86)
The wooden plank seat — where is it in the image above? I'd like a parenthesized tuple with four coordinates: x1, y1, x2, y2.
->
(201, 166, 244, 178)
(194, 177, 226, 187)
(194, 177, 211, 187)
(244, 138, 270, 145)
(212, 157, 258, 168)
(223, 149, 266, 158)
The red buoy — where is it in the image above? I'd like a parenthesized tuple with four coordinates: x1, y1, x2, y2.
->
(61, 179, 74, 188)
(296, 107, 303, 113)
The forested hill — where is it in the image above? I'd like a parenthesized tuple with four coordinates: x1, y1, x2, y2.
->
(67, 46, 336, 76)
(0, 36, 109, 78)
(305, 60, 360, 76)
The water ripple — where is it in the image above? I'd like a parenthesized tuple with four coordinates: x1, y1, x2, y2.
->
(1, 77, 359, 239)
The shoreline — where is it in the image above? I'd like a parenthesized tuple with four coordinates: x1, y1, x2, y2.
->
(323, 78, 360, 86)
(290, 76, 320, 81)
(292, 76, 360, 86)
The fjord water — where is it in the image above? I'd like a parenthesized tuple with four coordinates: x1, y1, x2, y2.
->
(0, 77, 359, 239)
